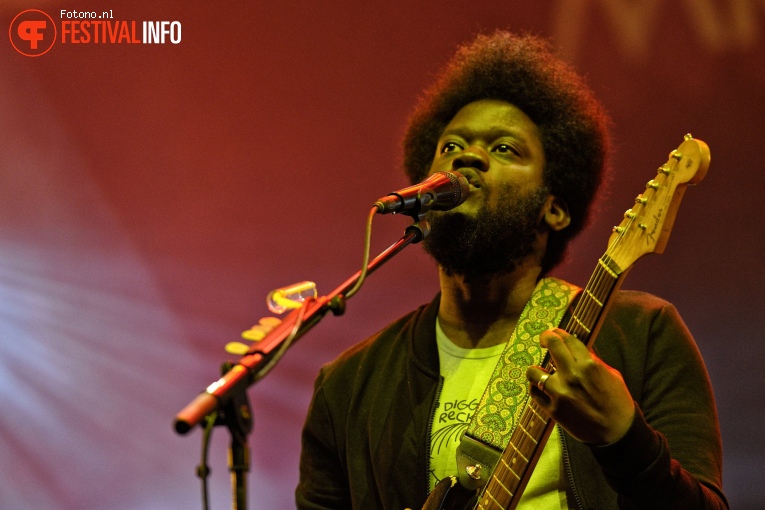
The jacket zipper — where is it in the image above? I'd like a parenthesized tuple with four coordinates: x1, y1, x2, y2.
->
(560, 426, 585, 510)
(425, 376, 445, 497)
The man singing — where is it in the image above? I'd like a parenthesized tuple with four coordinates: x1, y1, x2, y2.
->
(296, 32, 727, 510)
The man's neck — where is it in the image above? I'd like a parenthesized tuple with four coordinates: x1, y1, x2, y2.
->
(437, 260, 543, 349)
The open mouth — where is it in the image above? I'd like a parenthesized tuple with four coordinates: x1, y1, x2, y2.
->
(454, 169, 481, 190)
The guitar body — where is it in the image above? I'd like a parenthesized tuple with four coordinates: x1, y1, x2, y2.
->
(422, 477, 476, 510)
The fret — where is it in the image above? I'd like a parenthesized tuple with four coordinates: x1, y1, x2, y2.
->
(510, 431, 533, 458)
(570, 315, 591, 334)
(586, 285, 611, 306)
(499, 458, 521, 481)
(597, 257, 618, 278)
(600, 254, 622, 276)
(517, 423, 538, 444)
(582, 290, 604, 308)
(584, 289, 603, 307)
(528, 404, 547, 422)
(491, 474, 513, 497)
(509, 442, 529, 463)
(483, 488, 506, 509)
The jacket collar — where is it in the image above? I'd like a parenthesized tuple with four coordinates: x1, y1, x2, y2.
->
(407, 293, 442, 379)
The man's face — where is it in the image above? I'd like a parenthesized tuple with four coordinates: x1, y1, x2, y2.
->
(422, 99, 552, 279)
(428, 98, 547, 214)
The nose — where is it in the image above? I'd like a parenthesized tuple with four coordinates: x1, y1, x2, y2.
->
(451, 146, 489, 172)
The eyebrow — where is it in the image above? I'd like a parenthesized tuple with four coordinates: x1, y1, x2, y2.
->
(439, 125, 530, 144)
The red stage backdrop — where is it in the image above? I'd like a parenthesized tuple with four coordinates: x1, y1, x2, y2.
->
(1, 1, 763, 508)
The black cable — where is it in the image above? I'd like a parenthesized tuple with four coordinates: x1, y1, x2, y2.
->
(196, 411, 217, 510)
(344, 206, 376, 300)
(251, 205, 376, 383)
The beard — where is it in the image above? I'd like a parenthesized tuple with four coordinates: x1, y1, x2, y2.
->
(422, 184, 550, 280)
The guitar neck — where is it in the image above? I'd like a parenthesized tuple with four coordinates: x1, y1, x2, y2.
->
(476, 255, 626, 510)
(564, 254, 626, 348)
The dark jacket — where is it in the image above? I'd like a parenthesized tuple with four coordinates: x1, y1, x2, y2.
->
(296, 290, 728, 509)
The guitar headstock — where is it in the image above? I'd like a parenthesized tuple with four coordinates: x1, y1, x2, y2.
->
(606, 134, 710, 272)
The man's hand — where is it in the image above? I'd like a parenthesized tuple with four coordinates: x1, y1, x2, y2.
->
(526, 328, 635, 445)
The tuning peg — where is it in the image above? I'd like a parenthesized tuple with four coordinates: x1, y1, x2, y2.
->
(646, 180, 660, 190)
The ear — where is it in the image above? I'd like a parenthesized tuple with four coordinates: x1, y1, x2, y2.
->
(541, 195, 570, 232)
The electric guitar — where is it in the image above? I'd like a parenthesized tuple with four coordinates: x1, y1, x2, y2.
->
(423, 134, 711, 510)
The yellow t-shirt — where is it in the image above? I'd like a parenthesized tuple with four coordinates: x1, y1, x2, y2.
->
(430, 319, 570, 509)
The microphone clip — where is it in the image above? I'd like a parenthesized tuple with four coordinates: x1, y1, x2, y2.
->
(374, 186, 439, 220)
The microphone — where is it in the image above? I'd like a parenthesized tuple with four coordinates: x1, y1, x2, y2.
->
(374, 171, 469, 216)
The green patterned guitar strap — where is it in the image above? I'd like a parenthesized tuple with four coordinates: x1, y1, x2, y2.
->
(454, 277, 580, 490)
